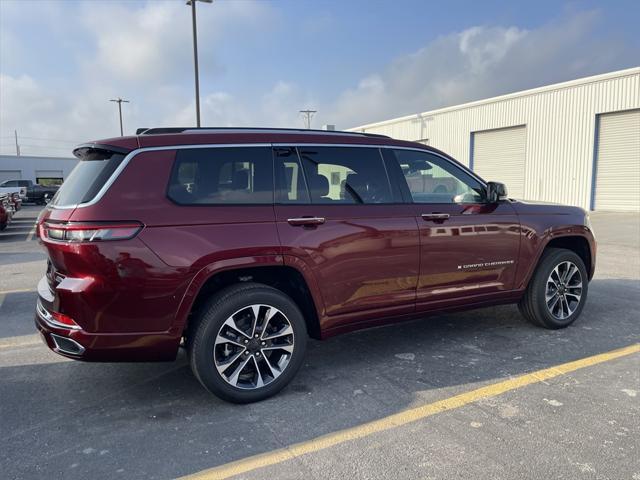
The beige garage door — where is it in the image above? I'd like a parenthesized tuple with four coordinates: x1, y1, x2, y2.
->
(594, 109, 640, 212)
(473, 125, 527, 199)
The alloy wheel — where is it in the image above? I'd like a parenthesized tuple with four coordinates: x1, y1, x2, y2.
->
(213, 304, 294, 390)
(545, 261, 583, 320)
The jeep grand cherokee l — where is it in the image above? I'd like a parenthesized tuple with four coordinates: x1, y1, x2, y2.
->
(35, 127, 596, 403)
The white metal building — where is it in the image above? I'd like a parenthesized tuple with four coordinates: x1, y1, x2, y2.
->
(350, 68, 640, 211)
(0, 155, 78, 185)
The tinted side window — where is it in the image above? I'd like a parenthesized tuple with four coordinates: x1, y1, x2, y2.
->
(274, 147, 310, 204)
(392, 149, 484, 204)
(168, 147, 273, 205)
(297, 147, 393, 204)
(3, 181, 17, 186)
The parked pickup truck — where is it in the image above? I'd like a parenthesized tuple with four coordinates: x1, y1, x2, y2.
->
(0, 182, 26, 200)
(0, 180, 59, 204)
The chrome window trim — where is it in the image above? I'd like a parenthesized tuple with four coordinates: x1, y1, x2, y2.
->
(275, 143, 488, 188)
(51, 143, 272, 210)
(51, 142, 486, 210)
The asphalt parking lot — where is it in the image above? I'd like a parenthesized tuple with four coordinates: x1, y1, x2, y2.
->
(1, 206, 638, 480)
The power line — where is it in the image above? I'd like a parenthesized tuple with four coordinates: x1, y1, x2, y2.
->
(299, 109, 317, 129)
(12, 136, 80, 144)
(110, 97, 130, 136)
(0, 135, 81, 143)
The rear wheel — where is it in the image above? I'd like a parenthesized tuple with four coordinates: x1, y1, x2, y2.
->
(188, 283, 307, 403)
(519, 248, 588, 329)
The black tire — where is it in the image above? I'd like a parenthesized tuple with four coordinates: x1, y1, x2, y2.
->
(188, 282, 307, 403)
(518, 248, 589, 329)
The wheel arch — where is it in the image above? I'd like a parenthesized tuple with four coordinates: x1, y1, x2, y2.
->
(177, 261, 322, 340)
(544, 235, 592, 277)
(522, 233, 594, 290)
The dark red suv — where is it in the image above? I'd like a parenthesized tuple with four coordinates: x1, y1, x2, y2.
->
(35, 128, 596, 403)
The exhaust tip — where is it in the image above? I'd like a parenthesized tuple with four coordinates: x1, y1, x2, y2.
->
(50, 333, 85, 356)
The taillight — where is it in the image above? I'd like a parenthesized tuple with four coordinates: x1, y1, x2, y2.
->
(36, 300, 81, 330)
(51, 311, 80, 329)
(41, 222, 143, 242)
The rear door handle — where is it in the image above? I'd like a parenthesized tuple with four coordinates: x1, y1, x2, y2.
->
(287, 217, 326, 226)
(421, 213, 450, 222)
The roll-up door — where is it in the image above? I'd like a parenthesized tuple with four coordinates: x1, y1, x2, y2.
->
(473, 125, 527, 199)
(594, 109, 640, 212)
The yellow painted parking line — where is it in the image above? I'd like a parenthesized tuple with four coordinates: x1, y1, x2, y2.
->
(0, 340, 41, 350)
(26, 225, 37, 242)
(0, 334, 41, 350)
(0, 288, 36, 295)
(181, 343, 640, 480)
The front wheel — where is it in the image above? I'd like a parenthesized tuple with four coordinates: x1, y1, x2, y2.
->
(188, 283, 307, 403)
(519, 248, 589, 329)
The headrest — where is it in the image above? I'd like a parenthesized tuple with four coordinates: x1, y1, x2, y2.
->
(232, 169, 249, 190)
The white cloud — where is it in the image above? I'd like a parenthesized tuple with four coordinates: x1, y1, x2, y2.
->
(1, 7, 637, 156)
(84, 2, 185, 82)
(325, 10, 628, 128)
(80, 0, 275, 84)
(180, 81, 315, 129)
(458, 26, 527, 74)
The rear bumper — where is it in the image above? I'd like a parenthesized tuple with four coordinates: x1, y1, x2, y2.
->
(35, 277, 181, 362)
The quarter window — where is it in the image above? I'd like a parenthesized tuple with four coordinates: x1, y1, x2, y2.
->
(392, 149, 484, 204)
(167, 147, 273, 204)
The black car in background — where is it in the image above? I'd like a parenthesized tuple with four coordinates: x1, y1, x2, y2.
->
(0, 180, 60, 204)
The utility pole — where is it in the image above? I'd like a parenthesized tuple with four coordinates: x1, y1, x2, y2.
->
(299, 110, 317, 129)
(14, 130, 20, 156)
(187, 0, 213, 127)
(109, 98, 130, 136)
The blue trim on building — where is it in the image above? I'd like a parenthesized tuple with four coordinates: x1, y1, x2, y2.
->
(589, 114, 601, 211)
(469, 132, 475, 171)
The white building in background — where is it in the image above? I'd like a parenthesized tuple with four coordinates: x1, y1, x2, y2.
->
(0, 155, 78, 185)
(350, 67, 640, 212)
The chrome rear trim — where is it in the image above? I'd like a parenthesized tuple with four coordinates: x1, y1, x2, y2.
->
(50, 333, 85, 355)
(36, 299, 81, 330)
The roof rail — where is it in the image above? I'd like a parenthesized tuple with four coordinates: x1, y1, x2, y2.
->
(135, 127, 389, 138)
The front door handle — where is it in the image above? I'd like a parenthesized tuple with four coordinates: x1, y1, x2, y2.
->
(421, 213, 450, 222)
(287, 217, 326, 226)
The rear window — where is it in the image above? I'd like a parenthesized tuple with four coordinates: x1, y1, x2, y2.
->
(51, 149, 125, 206)
(167, 147, 273, 205)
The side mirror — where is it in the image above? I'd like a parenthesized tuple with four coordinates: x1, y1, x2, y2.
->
(486, 181, 508, 203)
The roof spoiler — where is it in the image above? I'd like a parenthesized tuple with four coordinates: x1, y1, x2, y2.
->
(72, 144, 132, 160)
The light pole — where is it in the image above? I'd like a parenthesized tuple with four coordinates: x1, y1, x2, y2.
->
(110, 98, 130, 136)
(187, 0, 213, 128)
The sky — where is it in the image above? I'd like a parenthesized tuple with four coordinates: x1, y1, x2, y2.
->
(0, 0, 639, 157)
